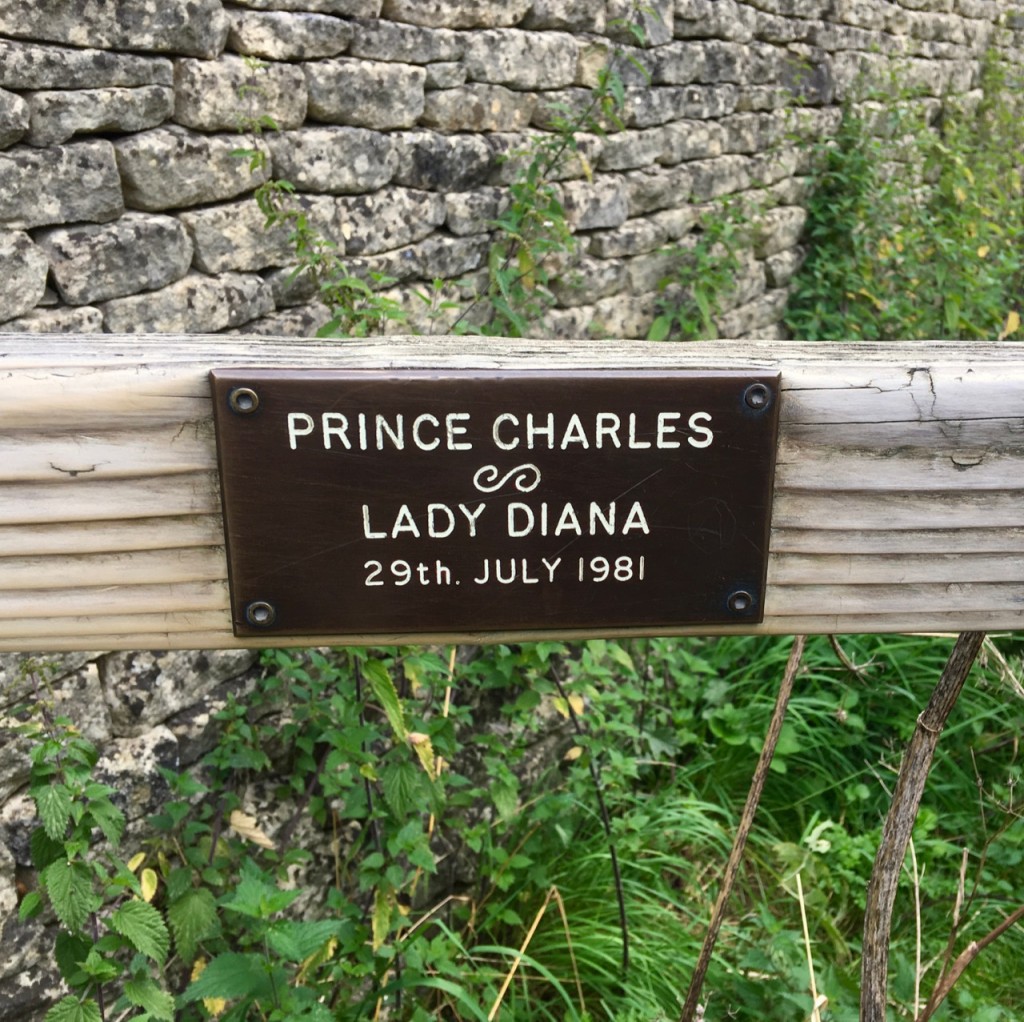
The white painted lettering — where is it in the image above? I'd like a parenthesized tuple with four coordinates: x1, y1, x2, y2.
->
(589, 503, 615, 536)
(392, 504, 420, 538)
(376, 414, 404, 450)
(554, 502, 582, 536)
(541, 556, 561, 582)
(507, 502, 533, 537)
(526, 412, 554, 450)
(362, 504, 386, 539)
(322, 412, 350, 450)
(657, 411, 681, 449)
(427, 503, 455, 538)
(412, 413, 441, 451)
(446, 412, 473, 450)
(688, 411, 714, 448)
(595, 412, 621, 448)
(492, 413, 520, 450)
(458, 502, 486, 537)
(560, 413, 590, 449)
(287, 412, 315, 450)
(627, 412, 652, 449)
(622, 501, 651, 534)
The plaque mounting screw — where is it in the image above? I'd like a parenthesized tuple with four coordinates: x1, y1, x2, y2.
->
(244, 600, 276, 627)
(727, 590, 754, 614)
(744, 383, 771, 411)
(228, 386, 260, 414)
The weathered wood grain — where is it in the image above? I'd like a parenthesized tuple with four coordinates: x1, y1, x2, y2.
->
(0, 335, 1022, 650)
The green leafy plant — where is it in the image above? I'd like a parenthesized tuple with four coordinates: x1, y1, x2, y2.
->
(16, 667, 174, 1022)
(786, 55, 1024, 341)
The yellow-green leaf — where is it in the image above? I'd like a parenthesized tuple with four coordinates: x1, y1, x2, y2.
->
(998, 310, 1021, 340)
(141, 868, 159, 903)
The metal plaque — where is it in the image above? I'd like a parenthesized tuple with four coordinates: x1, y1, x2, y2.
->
(210, 369, 780, 637)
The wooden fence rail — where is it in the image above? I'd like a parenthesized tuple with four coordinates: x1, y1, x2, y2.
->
(0, 335, 1021, 650)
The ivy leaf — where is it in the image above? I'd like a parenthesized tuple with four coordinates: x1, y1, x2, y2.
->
(33, 784, 72, 842)
(43, 858, 101, 932)
(168, 888, 218, 963)
(44, 996, 101, 1022)
(109, 900, 170, 965)
(362, 659, 407, 741)
(124, 976, 175, 1021)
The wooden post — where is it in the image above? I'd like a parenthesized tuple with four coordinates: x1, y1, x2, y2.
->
(0, 335, 1022, 650)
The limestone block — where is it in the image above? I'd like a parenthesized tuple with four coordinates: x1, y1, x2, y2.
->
(0, 231, 48, 322)
(463, 30, 579, 90)
(446, 187, 508, 235)
(688, 154, 753, 199)
(576, 41, 655, 89)
(755, 12, 817, 43)
(380, 0, 532, 29)
(99, 271, 275, 333)
(720, 111, 787, 154)
(115, 126, 270, 211)
(0, 40, 173, 89)
(551, 255, 627, 306)
(736, 85, 792, 111)
(737, 0, 829, 15)
(561, 178, 629, 231)
(425, 63, 467, 89)
(623, 84, 738, 127)
(748, 41, 792, 85)
(0, 90, 27, 149)
(648, 204, 699, 240)
(227, 10, 352, 60)
(765, 246, 805, 287)
(422, 84, 536, 132)
(753, 206, 807, 257)
(0, 306, 104, 332)
(0, 141, 123, 230)
(231, 0, 380, 12)
(657, 118, 724, 164)
(36, 213, 193, 305)
(174, 55, 308, 132)
(25, 86, 173, 147)
(101, 650, 258, 738)
(269, 126, 397, 193)
(522, 0, 606, 32)
(696, 40, 749, 82)
(607, 0, 674, 46)
(230, 302, 333, 336)
(622, 165, 694, 215)
(412, 234, 490, 280)
(0, 0, 229, 59)
(649, 41, 706, 83)
(598, 129, 668, 171)
(587, 217, 668, 258)
(674, 0, 755, 42)
(716, 287, 788, 338)
(348, 18, 463, 62)
(94, 727, 179, 821)
(263, 264, 318, 306)
(392, 131, 494, 191)
(591, 291, 659, 339)
(339, 186, 445, 255)
(179, 194, 339, 272)
(304, 58, 425, 129)
(486, 130, 603, 184)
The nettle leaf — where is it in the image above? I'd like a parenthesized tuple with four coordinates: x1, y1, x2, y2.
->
(109, 900, 170, 965)
(124, 976, 175, 1021)
(168, 888, 218, 962)
(380, 760, 422, 818)
(31, 827, 66, 870)
(54, 931, 93, 988)
(182, 952, 273, 1003)
(266, 919, 342, 963)
(363, 659, 407, 741)
(87, 798, 125, 847)
(44, 995, 101, 1022)
(43, 858, 101, 932)
(34, 783, 72, 841)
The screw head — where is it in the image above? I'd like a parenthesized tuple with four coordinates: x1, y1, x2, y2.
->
(744, 383, 771, 411)
(244, 600, 276, 627)
(228, 386, 260, 414)
(727, 590, 754, 614)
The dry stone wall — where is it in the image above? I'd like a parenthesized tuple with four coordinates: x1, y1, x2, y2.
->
(0, 0, 1021, 340)
(1, 2, 1023, 1016)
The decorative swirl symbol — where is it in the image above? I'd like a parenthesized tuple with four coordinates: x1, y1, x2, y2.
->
(472, 463, 542, 494)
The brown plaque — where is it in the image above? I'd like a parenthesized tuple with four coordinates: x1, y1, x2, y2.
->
(210, 369, 780, 637)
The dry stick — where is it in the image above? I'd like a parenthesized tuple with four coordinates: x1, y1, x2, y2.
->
(859, 630, 986, 1022)
(916, 902, 1024, 1022)
(679, 634, 807, 1022)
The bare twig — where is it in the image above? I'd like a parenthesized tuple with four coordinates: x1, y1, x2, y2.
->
(829, 634, 876, 679)
(679, 635, 808, 1022)
(796, 870, 823, 1022)
(860, 631, 986, 1022)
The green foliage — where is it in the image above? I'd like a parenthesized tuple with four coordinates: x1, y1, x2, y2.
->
(786, 55, 1024, 341)
(647, 200, 750, 341)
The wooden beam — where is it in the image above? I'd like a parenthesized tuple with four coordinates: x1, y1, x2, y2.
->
(0, 335, 1021, 651)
